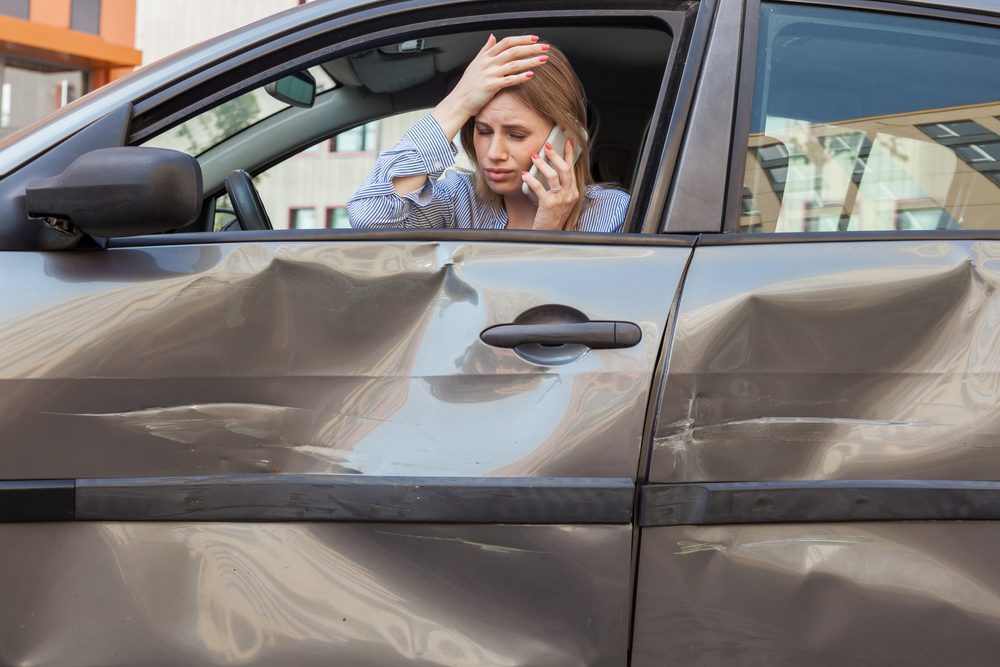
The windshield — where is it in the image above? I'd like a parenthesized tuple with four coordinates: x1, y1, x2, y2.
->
(144, 65, 335, 156)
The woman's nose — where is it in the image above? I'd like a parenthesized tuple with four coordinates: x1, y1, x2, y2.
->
(487, 136, 507, 161)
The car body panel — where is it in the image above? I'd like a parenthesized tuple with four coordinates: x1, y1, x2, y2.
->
(1, 240, 687, 479)
(0, 522, 630, 666)
(0, 240, 688, 664)
(632, 523, 1000, 665)
(649, 240, 1000, 483)
(632, 238, 1000, 661)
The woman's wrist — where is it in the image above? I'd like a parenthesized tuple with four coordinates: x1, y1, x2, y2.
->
(531, 211, 567, 231)
(431, 96, 472, 140)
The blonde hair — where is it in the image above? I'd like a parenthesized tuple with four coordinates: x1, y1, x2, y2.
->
(460, 43, 592, 231)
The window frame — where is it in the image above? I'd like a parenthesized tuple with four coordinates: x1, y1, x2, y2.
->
(721, 0, 1000, 240)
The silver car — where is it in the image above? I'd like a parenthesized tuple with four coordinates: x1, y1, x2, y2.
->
(3, 0, 1000, 664)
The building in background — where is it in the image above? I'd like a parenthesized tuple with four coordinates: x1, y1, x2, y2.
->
(134, 0, 298, 65)
(0, 0, 140, 139)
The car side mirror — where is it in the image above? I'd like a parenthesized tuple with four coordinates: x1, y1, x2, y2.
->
(25, 147, 203, 239)
(265, 70, 316, 108)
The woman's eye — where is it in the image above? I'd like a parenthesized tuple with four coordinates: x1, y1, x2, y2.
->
(509, 134, 526, 140)
(477, 129, 493, 136)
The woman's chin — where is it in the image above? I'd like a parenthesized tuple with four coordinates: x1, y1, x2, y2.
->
(486, 179, 525, 198)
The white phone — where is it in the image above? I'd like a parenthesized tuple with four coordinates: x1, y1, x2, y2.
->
(521, 125, 587, 203)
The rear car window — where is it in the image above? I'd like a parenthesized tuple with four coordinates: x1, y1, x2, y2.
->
(741, 4, 1000, 233)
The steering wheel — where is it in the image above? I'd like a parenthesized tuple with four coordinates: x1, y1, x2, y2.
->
(224, 169, 272, 231)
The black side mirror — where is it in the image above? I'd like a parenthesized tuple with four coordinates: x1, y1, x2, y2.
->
(25, 147, 203, 238)
(265, 70, 317, 108)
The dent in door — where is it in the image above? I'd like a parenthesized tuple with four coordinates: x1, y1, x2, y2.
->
(1, 241, 688, 479)
(651, 240, 1000, 482)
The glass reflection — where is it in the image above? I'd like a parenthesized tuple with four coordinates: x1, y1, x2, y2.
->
(744, 3, 1000, 233)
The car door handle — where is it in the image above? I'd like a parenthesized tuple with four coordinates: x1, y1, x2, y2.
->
(480, 321, 642, 349)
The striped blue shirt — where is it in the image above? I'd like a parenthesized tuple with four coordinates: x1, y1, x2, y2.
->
(347, 114, 628, 233)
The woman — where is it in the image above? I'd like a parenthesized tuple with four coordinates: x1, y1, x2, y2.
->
(347, 34, 628, 232)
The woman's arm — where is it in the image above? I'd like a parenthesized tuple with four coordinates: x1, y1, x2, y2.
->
(577, 186, 630, 233)
(347, 114, 459, 229)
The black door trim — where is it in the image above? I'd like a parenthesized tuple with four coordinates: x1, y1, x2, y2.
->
(0, 475, 634, 523)
(641, 480, 1000, 526)
(0, 481, 75, 522)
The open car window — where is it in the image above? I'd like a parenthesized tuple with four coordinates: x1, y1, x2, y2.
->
(138, 25, 673, 235)
(215, 109, 448, 231)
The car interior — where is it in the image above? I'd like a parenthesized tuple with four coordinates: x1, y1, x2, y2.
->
(142, 25, 674, 234)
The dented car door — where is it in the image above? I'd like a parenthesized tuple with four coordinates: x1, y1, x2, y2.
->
(0, 237, 691, 665)
(632, 0, 1000, 663)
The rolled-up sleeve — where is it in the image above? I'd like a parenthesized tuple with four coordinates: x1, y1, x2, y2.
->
(347, 114, 459, 229)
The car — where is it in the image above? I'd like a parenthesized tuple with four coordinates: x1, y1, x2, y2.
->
(3, 0, 1000, 664)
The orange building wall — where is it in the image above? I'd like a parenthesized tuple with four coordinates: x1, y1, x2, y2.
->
(3, 0, 140, 87)
(29, 0, 71, 28)
(99, 0, 136, 48)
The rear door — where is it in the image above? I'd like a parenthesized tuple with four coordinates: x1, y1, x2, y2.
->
(633, 0, 1000, 663)
(0, 2, 702, 666)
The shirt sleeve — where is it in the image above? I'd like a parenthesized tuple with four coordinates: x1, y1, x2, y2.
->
(578, 186, 630, 233)
(347, 114, 460, 229)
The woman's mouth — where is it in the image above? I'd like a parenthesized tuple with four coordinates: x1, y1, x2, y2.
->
(484, 168, 513, 182)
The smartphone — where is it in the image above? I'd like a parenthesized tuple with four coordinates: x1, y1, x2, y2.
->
(521, 125, 587, 203)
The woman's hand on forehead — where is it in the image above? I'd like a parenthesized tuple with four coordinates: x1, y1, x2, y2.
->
(431, 33, 550, 139)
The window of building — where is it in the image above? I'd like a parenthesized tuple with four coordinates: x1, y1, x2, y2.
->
(288, 207, 317, 229)
(0, 0, 27, 18)
(741, 4, 1000, 232)
(331, 123, 377, 152)
(326, 207, 349, 229)
(71, 0, 101, 35)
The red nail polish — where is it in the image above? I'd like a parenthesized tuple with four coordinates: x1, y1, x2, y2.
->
(540, 44, 551, 51)
(531, 152, 539, 159)
(539, 55, 549, 63)
(530, 35, 539, 42)
(545, 142, 553, 150)
(525, 71, 534, 79)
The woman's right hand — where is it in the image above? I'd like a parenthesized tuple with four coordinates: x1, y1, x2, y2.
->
(432, 34, 549, 137)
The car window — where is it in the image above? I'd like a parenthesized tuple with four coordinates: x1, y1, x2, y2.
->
(135, 25, 672, 236)
(213, 109, 481, 231)
(741, 4, 1000, 233)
